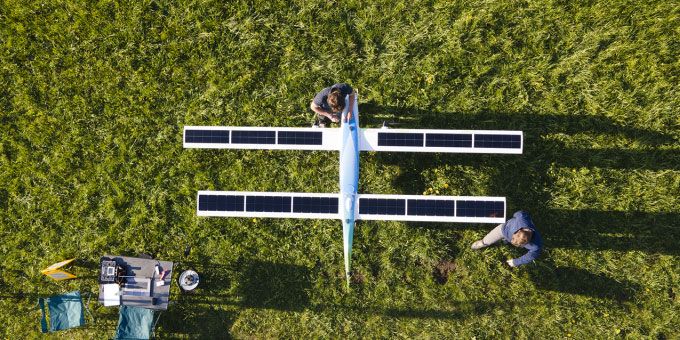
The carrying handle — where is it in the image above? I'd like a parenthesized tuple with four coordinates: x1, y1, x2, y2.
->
(38, 297, 49, 333)
(82, 291, 94, 322)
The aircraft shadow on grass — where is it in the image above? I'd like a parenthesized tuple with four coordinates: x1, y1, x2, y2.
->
(158, 259, 309, 338)
(360, 103, 679, 255)
(156, 259, 502, 338)
(0, 258, 497, 338)
(359, 102, 677, 165)
(0, 258, 640, 338)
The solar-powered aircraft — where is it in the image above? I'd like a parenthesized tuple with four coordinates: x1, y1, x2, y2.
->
(184, 95, 523, 287)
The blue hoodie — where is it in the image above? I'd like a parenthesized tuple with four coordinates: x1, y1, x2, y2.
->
(502, 211, 543, 266)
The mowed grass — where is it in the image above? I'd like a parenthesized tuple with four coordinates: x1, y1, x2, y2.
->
(1, 0, 678, 338)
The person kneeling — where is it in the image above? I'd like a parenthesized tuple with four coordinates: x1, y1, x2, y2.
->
(471, 210, 543, 267)
(310, 83, 355, 127)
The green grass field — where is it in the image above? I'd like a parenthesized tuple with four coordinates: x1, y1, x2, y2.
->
(1, 0, 678, 338)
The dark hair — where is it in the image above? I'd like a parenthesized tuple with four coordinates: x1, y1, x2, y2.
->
(327, 89, 345, 113)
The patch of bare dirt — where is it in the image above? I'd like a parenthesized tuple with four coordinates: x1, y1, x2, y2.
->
(433, 260, 456, 284)
(351, 271, 366, 284)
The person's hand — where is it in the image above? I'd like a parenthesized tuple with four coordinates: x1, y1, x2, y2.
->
(505, 259, 516, 268)
(330, 115, 339, 123)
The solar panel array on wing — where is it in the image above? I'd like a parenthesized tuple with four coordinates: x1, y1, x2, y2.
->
(456, 200, 504, 218)
(246, 196, 291, 212)
(474, 134, 521, 149)
(185, 130, 230, 144)
(425, 133, 472, 147)
(198, 195, 244, 211)
(359, 198, 406, 215)
(293, 197, 338, 213)
(231, 130, 276, 144)
(377, 133, 424, 147)
(278, 131, 323, 145)
(407, 199, 456, 216)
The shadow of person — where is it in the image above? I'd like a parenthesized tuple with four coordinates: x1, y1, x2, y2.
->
(527, 258, 640, 301)
(536, 209, 680, 256)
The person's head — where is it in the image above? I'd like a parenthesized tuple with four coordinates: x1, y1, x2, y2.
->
(511, 228, 533, 247)
(327, 89, 345, 113)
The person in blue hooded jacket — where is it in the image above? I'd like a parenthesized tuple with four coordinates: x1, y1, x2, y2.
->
(471, 210, 543, 267)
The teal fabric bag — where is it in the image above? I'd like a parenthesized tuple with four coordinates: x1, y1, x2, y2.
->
(39, 290, 86, 333)
(115, 305, 156, 339)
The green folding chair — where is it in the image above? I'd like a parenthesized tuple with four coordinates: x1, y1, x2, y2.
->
(114, 305, 161, 339)
(38, 290, 90, 333)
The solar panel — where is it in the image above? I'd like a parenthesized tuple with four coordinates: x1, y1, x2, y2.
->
(377, 132, 424, 147)
(474, 134, 521, 149)
(246, 196, 291, 212)
(278, 131, 323, 145)
(407, 199, 456, 216)
(185, 129, 230, 144)
(358, 198, 406, 215)
(293, 197, 338, 213)
(456, 200, 504, 218)
(198, 195, 244, 211)
(425, 133, 472, 147)
(231, 130, 276, 144)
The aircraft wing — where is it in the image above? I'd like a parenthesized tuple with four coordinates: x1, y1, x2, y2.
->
(197, 191, 340, 219)
(198, 191, 505, 223)
(184, 126, 342, 151)
(356, 194, 506, 223)
(360, 129, 523, 154)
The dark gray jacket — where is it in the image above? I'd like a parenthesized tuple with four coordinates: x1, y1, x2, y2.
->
(313, 83, 353, 113)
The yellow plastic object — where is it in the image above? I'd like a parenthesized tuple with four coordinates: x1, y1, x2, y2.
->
(41, 259, 77, 281)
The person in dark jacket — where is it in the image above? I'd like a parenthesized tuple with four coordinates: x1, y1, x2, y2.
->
(471, 210, 543, 267)
(310, 83, 355, 126)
